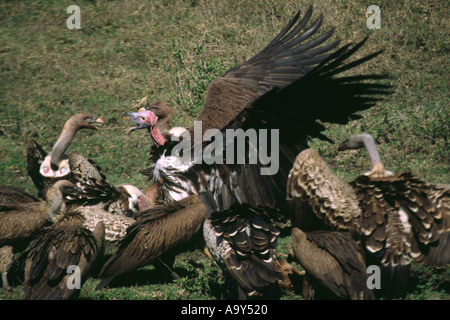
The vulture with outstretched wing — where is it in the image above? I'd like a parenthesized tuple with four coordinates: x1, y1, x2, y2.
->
(103, 6, 391, 299)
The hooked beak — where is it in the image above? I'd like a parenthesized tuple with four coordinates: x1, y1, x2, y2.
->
(122, 108, 158, 134)
(61, 185, 84, 201)
(88, 117, 104, 130)
(73, 186, 84, 195)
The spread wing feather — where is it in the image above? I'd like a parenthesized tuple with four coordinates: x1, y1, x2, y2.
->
(96, 195, 206, 289)
(192, 6, 341, 136)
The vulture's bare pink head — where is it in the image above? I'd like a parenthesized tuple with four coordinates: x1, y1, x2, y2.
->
(123, 108, 166, 147)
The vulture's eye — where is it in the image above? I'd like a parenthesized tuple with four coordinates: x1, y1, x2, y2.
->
(140, 116, 146, 122)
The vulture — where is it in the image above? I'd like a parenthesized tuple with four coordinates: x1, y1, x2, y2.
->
(26, 113, 149, 217)
(338, 134, 450, 266)
(1, 186, 38, 290)
(290, 228, 375, 300)
(23, 180, 105, 300)
(0, 182, 78, 290)
(29, 114, 104, 181)
(127, 96, 187, 141)
(96, 192, 295, 294)
(0, 181, 144, 290)
(286, 134, 449, 298)
(96, 194, 207, 289)
(114, 5, 390, 299)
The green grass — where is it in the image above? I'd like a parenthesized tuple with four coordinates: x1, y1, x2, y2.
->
(0, 0, 449, 300)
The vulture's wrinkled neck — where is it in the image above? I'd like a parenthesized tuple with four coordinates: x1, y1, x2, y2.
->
(145, 183, 161, 207)
(45, 188, 66, 223)
(151, 103, 174, 143)
(50, 121, 78, 169)
(149, 125, 167, 147)
(354, 134, 382, 170)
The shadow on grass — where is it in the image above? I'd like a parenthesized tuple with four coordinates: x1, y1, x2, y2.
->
(88, 252, 226, 300)
(92, 259, 199, 289)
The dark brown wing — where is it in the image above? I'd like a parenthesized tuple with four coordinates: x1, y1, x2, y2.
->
(191, 6, 339, 135)
(24, 219, 104, 300)
(180, 36, 391, 222)
(145, 6, 390, 221)
(0, 201, 48, 248)
(0, 185, 39, 204)
(66, 152, 121, 203)
(26, 139, 53, 192)
(96, 195, 206, 289)
(291, 228, 374, 300)
(68, 153, 142, 216)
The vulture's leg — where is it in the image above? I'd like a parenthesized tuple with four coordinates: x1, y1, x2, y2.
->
(154, 256, 180, 280)
(0, 246, 14, 291)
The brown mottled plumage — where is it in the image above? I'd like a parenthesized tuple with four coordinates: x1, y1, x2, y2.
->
(24, 180, 105, 300)
(78, 204, 136, 242)
(287, 135, 449, 298)
(338, 134, 450, 268)
(0, 182, 135, 290)
(287, 148, 361, 232)
(286, 150, 374, 299)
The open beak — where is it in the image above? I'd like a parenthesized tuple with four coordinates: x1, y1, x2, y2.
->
(122, 109, 158, 134)
(88, 117, 104, 130)
(122, 112, 147, 133)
